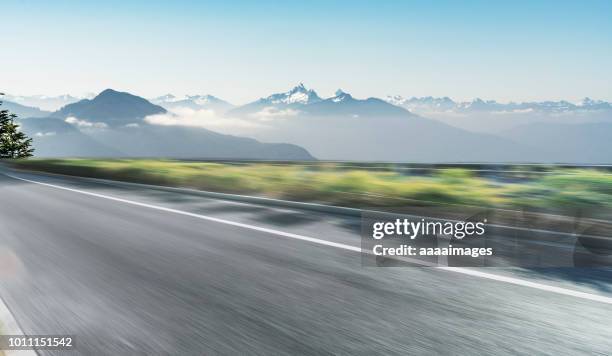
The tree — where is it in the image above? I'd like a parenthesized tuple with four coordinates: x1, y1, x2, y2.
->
(0, 94, 34, 158)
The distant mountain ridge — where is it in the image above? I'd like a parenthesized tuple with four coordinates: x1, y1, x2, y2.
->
(301, 89, 410, 117)
(0, 99, 50, 118)
(385, 95, 612, 135)
(12, 88, 611, 117)
(151, 94, 235, 113)
(3, 94, 86, 111)
(228, 84, 412, 119)
(227, 83, 323, 117)
(386, 95, 612, 114)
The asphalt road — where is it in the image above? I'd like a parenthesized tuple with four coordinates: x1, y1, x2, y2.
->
(0, 168, 611, 355)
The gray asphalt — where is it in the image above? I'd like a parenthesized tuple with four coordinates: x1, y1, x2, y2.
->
(0, 168, 611, 355)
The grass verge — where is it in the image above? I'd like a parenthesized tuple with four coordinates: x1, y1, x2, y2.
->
(6, 159, 612, 217)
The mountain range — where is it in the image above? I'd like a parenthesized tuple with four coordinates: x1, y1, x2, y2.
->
(151, 94, 235, 113)
(386, 95, 612, 114)
(4, 85, 612, 163)
(226, 83, 322, 118)
(11, 90, 313, 160)
(385, 95, 612, 133)
(214, 85, 610, 163)
(221, 85, 534, 162)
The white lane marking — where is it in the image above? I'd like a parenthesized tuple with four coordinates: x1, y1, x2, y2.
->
(439, 267, 612, 305)
(7, 174, 361, 253)
(7, 174, 612, 305)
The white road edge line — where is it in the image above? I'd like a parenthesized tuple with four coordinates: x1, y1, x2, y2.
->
(0, 296, 37, 355)
(7, 173, 612, 305)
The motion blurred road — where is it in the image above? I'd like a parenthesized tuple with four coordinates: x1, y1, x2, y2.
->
(0, 167, 611, 355)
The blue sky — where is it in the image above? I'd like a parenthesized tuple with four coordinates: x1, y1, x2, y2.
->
(2, 0, 611, 103)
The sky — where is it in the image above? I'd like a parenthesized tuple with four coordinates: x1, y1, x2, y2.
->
(1, 0, 611, 104)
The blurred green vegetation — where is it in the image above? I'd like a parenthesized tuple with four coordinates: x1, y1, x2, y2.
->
(8, 159, 612, 214)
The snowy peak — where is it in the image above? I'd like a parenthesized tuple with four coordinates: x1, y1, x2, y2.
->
(229, 85, 413, 118)
(265, 83, 322, 105)
(331, 89, 352, 102)
(292, 83, 307, 93)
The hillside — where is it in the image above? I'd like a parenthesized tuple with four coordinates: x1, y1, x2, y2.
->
(53, 89, 167, 127)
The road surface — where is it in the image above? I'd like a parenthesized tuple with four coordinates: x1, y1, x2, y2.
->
(0, 167, 611, 355)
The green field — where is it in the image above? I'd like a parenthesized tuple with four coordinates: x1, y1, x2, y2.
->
(7, 159, 612, 220)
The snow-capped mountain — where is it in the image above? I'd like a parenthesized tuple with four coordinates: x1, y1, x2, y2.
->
(330, 89, 352, 102)
(221, 85, 536, 162)
(386, 95, 612, 114)
(297, 89, 410, 118)
(151, 94, 234, 113)
(227, 84, 317, 117)
(228, 84, 410, 119)
(264, 83, 322, 105)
